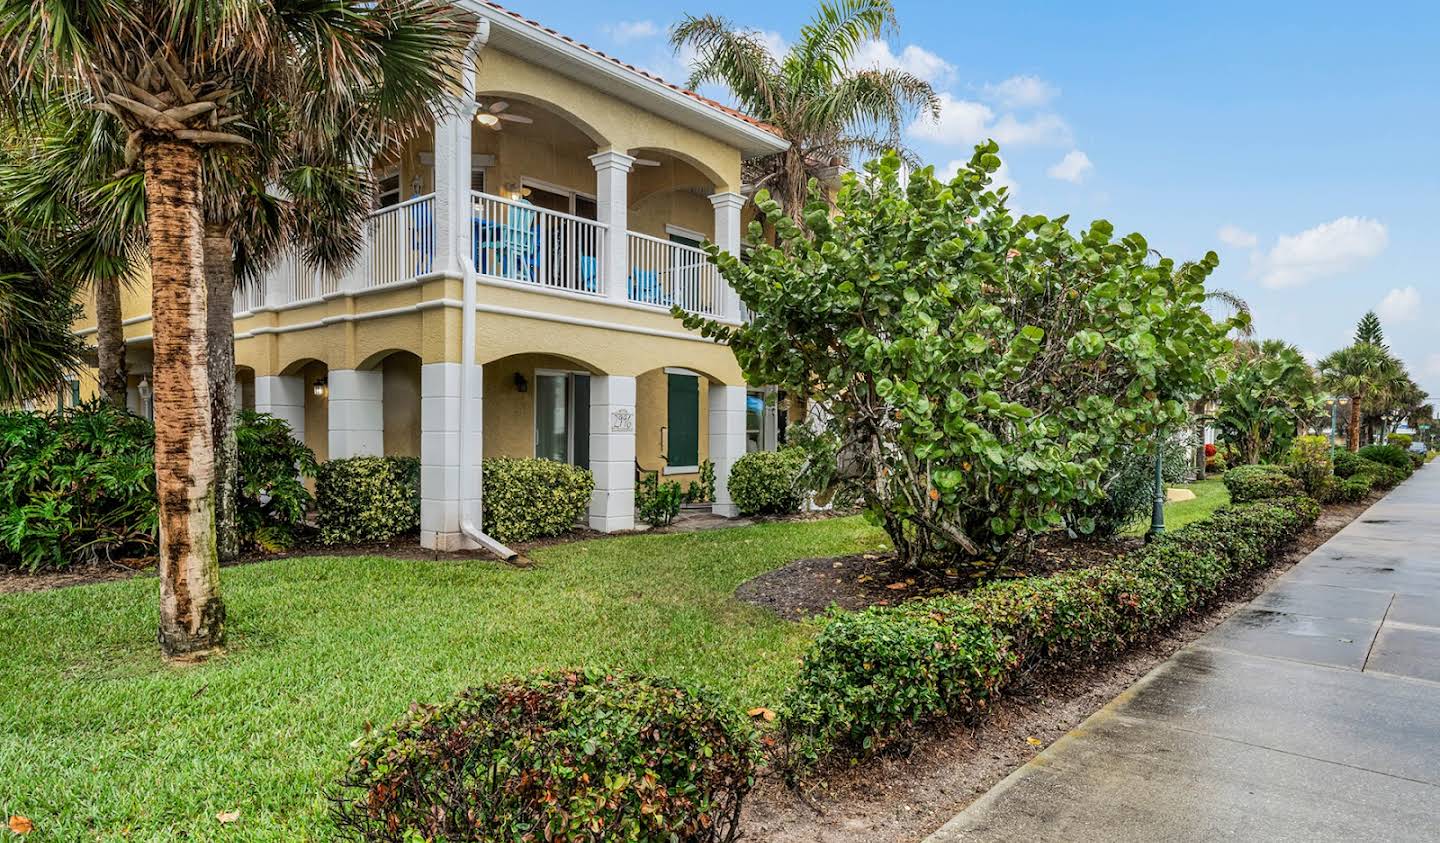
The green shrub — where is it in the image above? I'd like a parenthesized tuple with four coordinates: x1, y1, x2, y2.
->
(331, 669, 757, 842)
(1067, 440, 1189, 538)
(1285, 435, 1334, 498)
(1408, 450, 1425, 469)
(683, 459, 717, 504)
(1331, 448, 1365, 478)
(235, 411, 316, 548)
(1222, 464, 1303, 503)
(779, 495, 1320, 772)
(1358, 444, 1412, 473)
(1387, 433, 1412, 449)
(1333, 475, 1372, 503)
(1206, 454, 1228, 474)
(316, 456, 420, 545)
(636, 470, 683, 527)
(481, 458, 593, 543)
(0, 401, 156, 570)
(1357, 462, 1407, 490)
(728, 448, 806, 516)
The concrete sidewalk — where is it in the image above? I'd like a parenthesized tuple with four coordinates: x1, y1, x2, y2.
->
(927, 466, 1440, 842)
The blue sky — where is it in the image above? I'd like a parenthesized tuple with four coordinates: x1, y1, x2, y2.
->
(512, 0, 1440, 400)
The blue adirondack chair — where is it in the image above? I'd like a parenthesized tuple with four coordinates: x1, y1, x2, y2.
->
(628, 269, 671, 306)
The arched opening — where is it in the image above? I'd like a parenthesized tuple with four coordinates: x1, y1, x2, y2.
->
(235, 366, 256, 414)
(633, 364, 730, 482)
(627, 149, 722, 245)
(368, 350, 422, 458)
(483, 352, 604, 467)
(279, 359, 330, 463)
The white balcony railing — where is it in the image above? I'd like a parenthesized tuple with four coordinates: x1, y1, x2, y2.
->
(368, 194, 435, 288)
(233, 280, 264, 314)
(626, 232, 729, 318)
(471, 190, 606, 296)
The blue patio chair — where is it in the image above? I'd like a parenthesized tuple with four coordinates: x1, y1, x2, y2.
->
(408, 198, 434, 275)
(579, 255, 599, 293)
(500, 201, 539, 281)
(628, 269, 671, 306)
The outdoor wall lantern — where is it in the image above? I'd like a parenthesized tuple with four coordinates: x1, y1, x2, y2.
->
(513, 372, 529, 393)
(137, 377, 151, 403)
(312, 377, 328, 398)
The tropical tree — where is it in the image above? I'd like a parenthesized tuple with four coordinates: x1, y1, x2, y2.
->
(671, 0, 939, 225)
(1318, 342, 1394, 451)
(1214, 339, 1320, 464)
(1355, 310, 1387, 349)
(0, 214, 85, 404)
(0, 0, 468, 658)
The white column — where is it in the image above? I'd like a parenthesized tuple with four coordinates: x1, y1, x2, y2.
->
(590, 150, 636, 303)
(433, 93, 478, 279)
(327, 369, 384, 459)
(420, 362, 482, 550)
(708, 383, 747, 517)
(588, 375, 637, 532)
(254, 375, 306, 443)
(709, 191, 746, 321)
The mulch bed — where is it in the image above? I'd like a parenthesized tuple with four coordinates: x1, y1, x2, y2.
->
(737, 495, 1380, 843)
(737, 532, 1142, 621)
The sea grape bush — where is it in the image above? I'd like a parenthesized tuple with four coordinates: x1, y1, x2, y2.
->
(679, 146, 1239, 567)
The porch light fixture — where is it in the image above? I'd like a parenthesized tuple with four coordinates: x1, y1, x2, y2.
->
(312, 377, 328, 398)
(475, 112, 500, 128)
(137, 377, 151, 402)
(513, 372, 528, 393)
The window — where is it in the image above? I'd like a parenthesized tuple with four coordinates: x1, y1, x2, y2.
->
(377, 168, 401, 208)
(534, 371, 591, 467)
(666, 372, 699, 471)
(470, 167, 485, 194)
(746, 391, 767, 452)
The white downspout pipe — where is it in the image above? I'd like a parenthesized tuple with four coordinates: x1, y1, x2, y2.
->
(453, 17, 516, 561)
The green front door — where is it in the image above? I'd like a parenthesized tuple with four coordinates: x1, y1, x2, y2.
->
(666, 373, 699, 468)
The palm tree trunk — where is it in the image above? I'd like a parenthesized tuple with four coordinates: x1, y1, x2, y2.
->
(205, 223, 240, 564)
(144, 140, 225, 658)
(1348, 395, 1362, 451)
(783, 148, 808, 227)
(94, 280, 128, 407)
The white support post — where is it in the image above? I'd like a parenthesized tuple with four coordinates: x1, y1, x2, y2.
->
(254, 375, 306, 443)
(327, 369, 384, 459)
(588, 375, 637, 532)
(434, 91, 478, 278)
(420, 362, 482, 550)
(709, 191, 746, 321)
(708, 383, 747, 518)
(590, 150, 636, 303)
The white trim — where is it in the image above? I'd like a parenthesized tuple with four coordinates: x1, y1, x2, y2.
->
(464, 2, 787, 158)
(663, 465, 699, 476)
(663, 224, 707, 243)
(664, 367, 702, 377)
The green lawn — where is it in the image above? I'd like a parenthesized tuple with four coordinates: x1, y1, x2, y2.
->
(1124, 478, 1230, 535)
(0, 517, 887, 841)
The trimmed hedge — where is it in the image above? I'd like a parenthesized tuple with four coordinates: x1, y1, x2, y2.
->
(728, 448, 805, 516)
(1331, 448, 1365, 478)
(316, 456, 420, 545)
(1358, 444, 1412, 473)
(1333, 475, 1372, 503)
(778, 494, 1321, 770)
(331, 669, 757, 842)
(1223, 464, 1303, 503)
(1358, 462, 1408, 490)
(481, 458, 593, 543)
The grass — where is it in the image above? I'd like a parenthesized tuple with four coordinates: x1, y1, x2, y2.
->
(1123, 478, 1230, 536)
(0, 516, 887, 841)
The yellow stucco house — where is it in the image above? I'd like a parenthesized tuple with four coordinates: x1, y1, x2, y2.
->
(71, 2, 796, 550)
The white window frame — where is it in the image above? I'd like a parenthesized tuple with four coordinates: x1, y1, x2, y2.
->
(520, 177, 596, 214)
(664, 223, 707, 244)
(533, 368, 591, 464)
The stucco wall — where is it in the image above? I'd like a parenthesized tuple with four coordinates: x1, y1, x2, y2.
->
(381, 353, 422, 458)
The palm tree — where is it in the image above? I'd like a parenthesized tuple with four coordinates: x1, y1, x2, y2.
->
(0, 0, 468, 658)
(0, 214, 85, 404)
(1216, 339, 1319, 464)
(1318, 343, 1394, 451)
(672, 0, 939, 225)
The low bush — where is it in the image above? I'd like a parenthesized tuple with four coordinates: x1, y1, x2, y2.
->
(331, 668, 757, 842)
(1357, 462, 1407, 490)
(1387, 433, 1413, 449)
(235, 411, 317, 549)
(316, 456, 420, 545)
(1331, 448, 1365, 478)
(1358, 444, 1412, 473)
(1408, 450, 1425, 469)
(1206, 454, 1228, 474)
(683, 459, 717, 504)
(778, 495, 1320, 772)
(728, 448, 806, 516)
(1285, 435, 1334, 499)
(1222, 464, 1303, 503)
(480, 458, 593, 543)
(1333, 475, 1372, 503)
(0, 401, 156, 570)
(636, 470, 683, 527)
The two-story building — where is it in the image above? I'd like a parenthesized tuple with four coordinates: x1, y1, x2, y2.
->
(72, 1, 793, 551)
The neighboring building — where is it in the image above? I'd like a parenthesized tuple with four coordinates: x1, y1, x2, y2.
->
(70, 2, 792, 550)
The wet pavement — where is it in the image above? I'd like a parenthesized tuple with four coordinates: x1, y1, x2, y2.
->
(927, 466, 1440, 842)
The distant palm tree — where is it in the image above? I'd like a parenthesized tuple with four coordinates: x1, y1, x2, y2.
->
(672, 0, 939, 225)
(1319, 343, 1395, 451)
(0, 0, 469, 658)
(0, 214, 85, 404)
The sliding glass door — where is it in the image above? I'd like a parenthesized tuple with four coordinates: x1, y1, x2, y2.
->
(534, 372, 591, 467)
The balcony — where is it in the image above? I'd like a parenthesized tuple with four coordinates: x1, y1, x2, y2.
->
(239, 189, 739, 321)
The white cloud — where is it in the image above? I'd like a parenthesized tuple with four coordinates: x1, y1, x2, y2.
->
(1300, 349, 1319, 366)
(851, 40, 955, 86)
(1252, 216, 1389, 289)
(603, 20, 660, 43)
(1376, 286, 1421, 322)
(756, 30, 788, 60)
(910, 93, 1070, 147)
(1046, 150, 1093, 183)
(983, 75, 1059, 108)
(1217, 224, 1258, 249)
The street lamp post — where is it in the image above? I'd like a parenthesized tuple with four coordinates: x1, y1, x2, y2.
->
(1327, 397, 1338, 450)
(1146, 429, 1166, 543)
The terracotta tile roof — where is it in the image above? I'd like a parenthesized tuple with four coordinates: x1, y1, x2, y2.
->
(479, 1, 785, 141)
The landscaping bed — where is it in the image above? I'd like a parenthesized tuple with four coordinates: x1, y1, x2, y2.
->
(739, 493, 1380, 842)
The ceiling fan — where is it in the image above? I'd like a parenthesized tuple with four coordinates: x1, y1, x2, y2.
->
(474, 100, 534, 130)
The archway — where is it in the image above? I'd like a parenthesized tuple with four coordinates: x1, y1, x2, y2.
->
(483, 352, 605, 466)
(357, 349, 423, 458)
